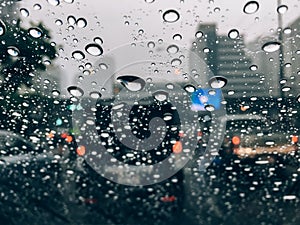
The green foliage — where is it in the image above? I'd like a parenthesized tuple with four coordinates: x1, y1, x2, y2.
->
(0, 19, 57, 94)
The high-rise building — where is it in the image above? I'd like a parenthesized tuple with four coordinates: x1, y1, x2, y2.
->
(192, 24, 271, 99)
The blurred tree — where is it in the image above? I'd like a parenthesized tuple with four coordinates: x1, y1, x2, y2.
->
(0, 19, 57, 94)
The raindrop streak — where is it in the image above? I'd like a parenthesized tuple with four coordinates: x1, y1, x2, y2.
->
(77, 18, 87, 28)
(153, 91, 168, 101)
(47, 0, 60, 6)
(208, 76, 227, 88)
(0, 19, 6, 36)
(67, 15, 76, 25)
(20, 8, 29, 17)
(167, 44, 179, 54)
(117, 75, 146, 92)
(67, 86, 84, 97)
(28, 27, 42, 38)
(72, 50, 85, 59)
(277, 5, 288, 14)
(85, 43, 103, 56)
(228, 29, 239, 39)
(7, 46, 20, 57)
(162, 9, 180, 23)
(262, 42, 281, 53)
(243, 1, 259, 14)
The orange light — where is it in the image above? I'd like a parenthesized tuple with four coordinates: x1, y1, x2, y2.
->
(232, 136, 240, 146)
(292, 135, 298, 144)
(47, 132, 54, 139)
(174, 68, 181, 75)
(76, 145, 86, 156)
(65, 135, 73, 143)
(61, 133, 68, 139)
(172, 141, 183, 154)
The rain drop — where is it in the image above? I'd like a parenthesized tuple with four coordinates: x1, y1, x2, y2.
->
(162, 9, 180, 23)
(228, 29, 239, 39)
(184, 84, 196, 93)
(0, 19, 6, 36)
(94, 37, 103, 44)
(85, 43, 103, 56)
(52, 90, 60, 97)
(33, 4, 41, 10)
(249, 65, 258, 71)
(67, 86, 84, 97)
(167, 44, 179, 54)
(55, 19, 63, 26)
(90, 91, 101, 99)
(99, 63, 108, 70)
(195, 31, 203, 38)
(28, 27, 42, 38)
(205, 104, 215, 112)
(262, 41, 281, 52)
(77, 18, 87, 28)
(171, 58, 182, 66)
(20, 8, 29, 17)
(208, 76, 227, 88)
(67, 15, 76, 25)
(7, 46, 20, 57)
(153, 91, 168, 101)
(277, 5, 288, 14)
(147, 41, 155, 48)
(243, 1, 259, 14)
(173, 34, 182, 41)
(145, 0, 155, 3)
(47, 0, 60, 6)
(72, 50, 85, 59)
(117, 75, 146, 92)
(64, 0, 74, 3)
(281, 86, 291, 92)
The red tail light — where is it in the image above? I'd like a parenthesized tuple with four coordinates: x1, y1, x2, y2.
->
(292, 135, 298, 144)
(232, 136, 240, 146)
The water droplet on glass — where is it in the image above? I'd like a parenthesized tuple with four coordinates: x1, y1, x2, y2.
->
(77, 18, 87, 28)
(90, 91, 101, 99)
(249, 65, 258, 71)
(166, 83, 174, 89)
(20, 8, 29, 17)
(162, 9, 180, 23)
(163, 113, 173, 121)
(173, 34, 182, 41)
(0, 19, 6, 36)
(94, 37, 103, 44)
(281, 86, 291, 92)
(195, 31, 203, 38)
(208, 76, 227, 88)
(99, 63, 108, 70)
(277, 5, 288, 14)
(205, 104, 215, 112)
(147, 41, 155, 48)
(117, 75, 146, 92)
(33, 4, 41, 10)
(145, 0, 155, 3)
(7, 46, 20, 57)
(228, 90, 235, 95)
(228, 29, 239, 39)
(262, 41, 281, 52)
(47, 0, 60, 6)
(85, 43, 103, 56)
(52, 90, 60, 97)
(297, 95, 300, 102)
(153, 91, 168, 101)
(208, 89, 216, 95)
(167, 44, 179, 54)
(67, 86, 84, 97)
(67, 15, 76, 25)
(28, 27, 42, 38)
(184, 84, 196, 93)
(171, 58, 182, 66)
(214, 7, 220, 13)
(55, 19, 63, 26)
(64, 0, 74, 3)
(283, 27, 292, 34)
(243, 1, 259, 14)
(72, 50, 85, 59)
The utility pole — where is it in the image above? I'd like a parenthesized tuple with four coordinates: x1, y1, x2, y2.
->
(277, 0, 284, 99)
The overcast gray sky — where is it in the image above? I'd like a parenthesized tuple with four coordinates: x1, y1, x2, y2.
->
(14, 0, 300, 95)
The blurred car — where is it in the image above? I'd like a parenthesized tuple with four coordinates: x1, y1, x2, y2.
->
(73, 96, 185, 225)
